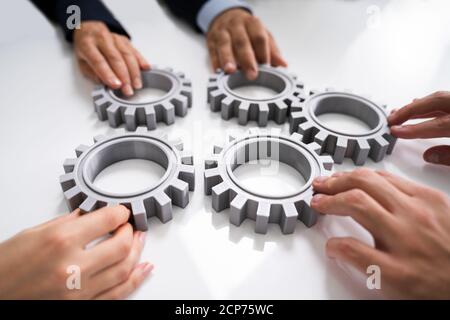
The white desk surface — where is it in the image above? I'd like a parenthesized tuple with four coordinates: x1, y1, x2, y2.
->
(0, 0, 449, 299)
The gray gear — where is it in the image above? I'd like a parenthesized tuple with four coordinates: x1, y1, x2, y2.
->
(59, 128, 195, 231)
(289, 89, 397, 165)
(207, 65, 305, 126)
(203, 128, 333, 234)
(92, 67, 192, 131)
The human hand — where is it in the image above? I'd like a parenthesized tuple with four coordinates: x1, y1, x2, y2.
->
(311, 169, 450, 299)
(388, 91, 450, 166)
(0, 205, 152, 299)
(73, 21, 150, 97)
(206, 8, 287, 80)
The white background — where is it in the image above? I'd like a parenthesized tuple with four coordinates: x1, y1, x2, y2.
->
(0, 0, 449, 299)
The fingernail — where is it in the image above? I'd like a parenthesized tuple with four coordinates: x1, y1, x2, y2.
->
(224, 62, 236, 72)
(139, 232, 146, 246)
(425, 152, 440, 164)
(133, 77, 142, 89)
(141, 263, 154, 276)
(110, 78, 122, 87)
(311, 194, 324, 205)
(390, 125, 402, 131)
(313, 176, 329, 184)
(124, 84, 134, 96)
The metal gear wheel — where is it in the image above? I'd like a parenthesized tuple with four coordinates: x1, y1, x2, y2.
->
(289, 89, 397, 165)
(203, 128, 333, 234)
(92, 67, 192, 131)
(59, 128, 195, 231)
(207, 65, 305, 126)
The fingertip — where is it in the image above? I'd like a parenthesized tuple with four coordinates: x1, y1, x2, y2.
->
(246, 68, 258, 80)
(423, 150, 440, 164)
(139, 262, 154, 277)
(108, 78, 122, 89)
(122, 84, 134, 97)
(223, 62, 236, 73)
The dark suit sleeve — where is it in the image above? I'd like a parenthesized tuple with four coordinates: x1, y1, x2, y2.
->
(30, 0, 130, 42)
(160, 0, 208, 32)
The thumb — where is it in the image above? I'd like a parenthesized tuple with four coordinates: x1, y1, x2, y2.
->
(423, 145, 450, 166)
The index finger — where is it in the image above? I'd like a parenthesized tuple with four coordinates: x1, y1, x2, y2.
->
(388, 91, 450, 126)
(72, 205, 130, 245)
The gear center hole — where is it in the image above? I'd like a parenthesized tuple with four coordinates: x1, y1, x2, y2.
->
(112, 72, 173, 103)
(230, 140, 311, 198)
(226, 70, 286, 100)
(85, 140, 169, 197)
(313, 95, 380, 135)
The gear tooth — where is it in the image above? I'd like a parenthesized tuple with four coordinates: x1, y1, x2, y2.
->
(116, 128, 127, 135)
(79, 197, 98, 213)
(238, 101, 250, 125)
(178, 164, 195, 191)
(59, 173, 76, 192)
(160, 102, 175, 125)
(207, 81, 219, 100)
(333, 137, 347, 164)
(298, 200, 319, 227)
(229, 194, 248, 226)
(369, 136, 389, 162)
(181, 153, 193, 165)
(75, 144, 89, 157)
(131, 201, 148, 231)
(92, 85, 104, 96)
(289, 111, 305, 133)
(93, 135, 107, 143)
(204, 167, 221, 195)
(272, 100, 288, 124)
(170, 138, 183, 151)
(290, 100, 303, 113)
(144, 105, 156, 130)
(255, 202, 271, 234)
(124, 107, 137, 131)
(352, 139, 370, 166)
(320, 155, 335, 171)
(135, 126, 148, 134)
(204, 155, 219, 169)
(93, 96, 111, 121)
(314, 130, 328, 146)
(175, 71, 185, 79)
(221, 96, 236, 120)
(106, 103, 122, 128)
(248, 127, 261, 136)
(154, 192, 173, 223)
(308, 141, 323, 154)
(171, 94, 188, 117)
(169, 178, 189, 208)
(211, 181, 231, 212)
(63, 158, 77, 173)
(280, 203, 299, 234)
(297, 122, 315, 141)
(63, 186, 84, 211)
(227, 134, 236, 143)
(383, 133, 397, 155)
(180, 87, 193, 108)
(209, 89, 226, 112)
(258, 103, 269, 126)
(213, 145, 224, 154)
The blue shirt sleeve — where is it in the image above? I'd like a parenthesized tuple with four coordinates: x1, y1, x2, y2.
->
(196, 0, 252, 33)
